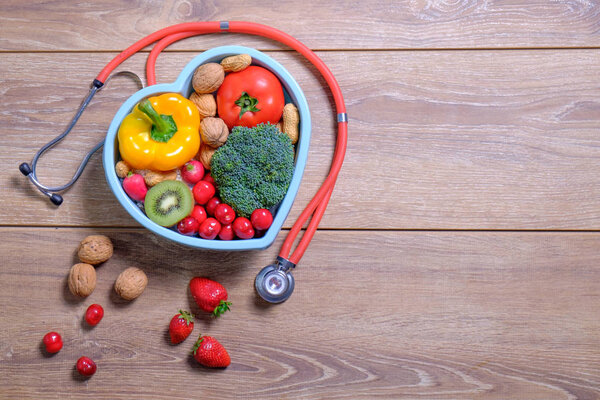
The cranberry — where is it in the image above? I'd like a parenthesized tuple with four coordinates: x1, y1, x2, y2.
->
(84, 304, 104, 326)
(76, 356, 97, 377)
(192, 181, 215, 205)
(232, 217, 255, 239)
(199, 218, 221, 240)
(190, 205, 208, 225)
(42, 332, 63, 354)
(218, 224, 235, 241)
(251, 209, 273, 230)
(215, 204, 236, 225)
(205, 197, 221, 216)
(177, 216, 200, 236)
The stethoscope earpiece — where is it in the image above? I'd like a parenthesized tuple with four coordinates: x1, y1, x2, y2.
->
(255, 257, 296, 303)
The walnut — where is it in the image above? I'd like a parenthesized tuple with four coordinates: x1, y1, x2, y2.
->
(195, 143, 217, 170)
(200, 117, 229, 148)
(190, 92, 217, 118)
(192, 63, 224, 94)
(78, 235, 113, 265)
(114, 267, 148, 300)
(68, 263, 96, 297)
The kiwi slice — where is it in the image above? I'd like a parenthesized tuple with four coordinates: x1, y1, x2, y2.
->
(144, 180, 193, 227)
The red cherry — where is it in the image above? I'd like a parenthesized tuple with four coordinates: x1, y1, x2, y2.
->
(84, 304, 104, 326)
(215, 203, 236, 225)
(76, 356, 97, 377)
(192, 181, 215, 205)
(177, 216, 200, 236)
(199, 218, 221, 240)
(205, 197, 221, 216)
(218, 224, 235, 240)
(190, 205, 208, 225)
(251, 209, 273, 230)
(42, 332, 63, 354)
(232, 217, 255, 239)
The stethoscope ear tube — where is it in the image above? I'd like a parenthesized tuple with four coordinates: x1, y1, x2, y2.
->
(19, 72, 144, 205)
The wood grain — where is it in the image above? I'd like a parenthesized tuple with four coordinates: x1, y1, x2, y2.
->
(0, 228, 598, 399)
(2, 50, 600, 229)
(1, 0, 600, 51)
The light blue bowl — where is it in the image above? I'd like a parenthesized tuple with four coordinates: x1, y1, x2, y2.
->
(103, 46, 311, 250)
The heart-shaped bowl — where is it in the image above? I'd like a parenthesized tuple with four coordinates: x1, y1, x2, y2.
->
(103, 45, 311, 250)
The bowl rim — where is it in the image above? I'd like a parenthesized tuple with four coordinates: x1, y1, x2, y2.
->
(102, 45, 311, 250)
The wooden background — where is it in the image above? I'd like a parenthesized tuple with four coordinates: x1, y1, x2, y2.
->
(1, 1, 599, 398)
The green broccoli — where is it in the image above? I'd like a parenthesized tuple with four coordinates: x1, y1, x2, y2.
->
(210, 123, 295, 218)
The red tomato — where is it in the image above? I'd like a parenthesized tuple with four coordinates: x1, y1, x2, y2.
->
(177, 216, 200, 236)
(215, 204, 236, 225)
(84, 304, 104, 326)
(199, 218, 221, 240)
(205, 197, 221, 216)
(232, 217, 255, 240)
(42, 332, 63, 354)
(217, 66, 285, 129)
(193, 181, 215, 205)
(218, 224, 235, 241)
(76, 356, 97, 377)
(251, 209, 273, 230)
(190, 205, 207, 225)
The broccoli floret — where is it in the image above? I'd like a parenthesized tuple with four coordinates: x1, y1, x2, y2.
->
(211, 123, 295, 218)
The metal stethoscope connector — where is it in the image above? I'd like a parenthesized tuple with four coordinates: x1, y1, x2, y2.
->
(255, 256, 296, 303)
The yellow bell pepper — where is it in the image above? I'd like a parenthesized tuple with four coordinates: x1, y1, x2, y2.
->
(118, 93, 200, 171)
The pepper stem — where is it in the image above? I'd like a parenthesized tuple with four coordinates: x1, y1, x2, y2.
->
(138, 99, 178, 143)
(235, 91, 260, 119)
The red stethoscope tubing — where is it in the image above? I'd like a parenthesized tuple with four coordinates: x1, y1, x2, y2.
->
(96, 21, 347, 266)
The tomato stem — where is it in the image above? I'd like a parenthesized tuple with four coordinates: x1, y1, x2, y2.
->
(235, 91, 260, 119)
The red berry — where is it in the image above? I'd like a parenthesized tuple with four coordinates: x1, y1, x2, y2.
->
(169, 310, 195, 344)
(199, 218, 221, 240)
(76, 356, 97, 377)
(84, 304, 104, 326)
(192, 335, 231, 368)
(203, 173, 216, 186)
(42, 332, 63, 354)
(177, 216, 200, 236)
(205, 197, 221, 216)
(192, 181, 215, 205)
(215, 204, 236, 225)
(218, 224, 235, 241)
(180, 160, 205, 184)
(232, 217, 254, 239)
(122, 172, 148, 202)
(251, 209, 273, 230)
(190, 205, 208, 225)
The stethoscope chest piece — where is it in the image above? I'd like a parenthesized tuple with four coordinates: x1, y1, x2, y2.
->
(255, 256, 296, 303)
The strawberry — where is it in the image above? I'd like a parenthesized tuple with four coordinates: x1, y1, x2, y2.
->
(192, 335, 230, 368)
(169, 310, 195, 344)
(189, 277, 231, 317)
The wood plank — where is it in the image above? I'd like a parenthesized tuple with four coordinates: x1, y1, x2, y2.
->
(1, 0, 600, 51)
(2, 50, 600, 229)
(0, 228, 598, 399)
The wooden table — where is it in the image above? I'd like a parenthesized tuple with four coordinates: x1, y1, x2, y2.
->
(1, 1, 599, 398)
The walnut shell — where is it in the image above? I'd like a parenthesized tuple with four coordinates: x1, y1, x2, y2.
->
(195, 144, 217, 170)
(190, 92, 217, 118)
(68, 263, 96, 297)
(200, 117, 229, 148)
(220, 54, 252, 72)
(192, 63, 224, 94)
(78, 235, 113, 265)
(114, 267, 148, 300)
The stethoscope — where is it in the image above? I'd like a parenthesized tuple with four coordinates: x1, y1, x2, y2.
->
(18, 21, 348, 304)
